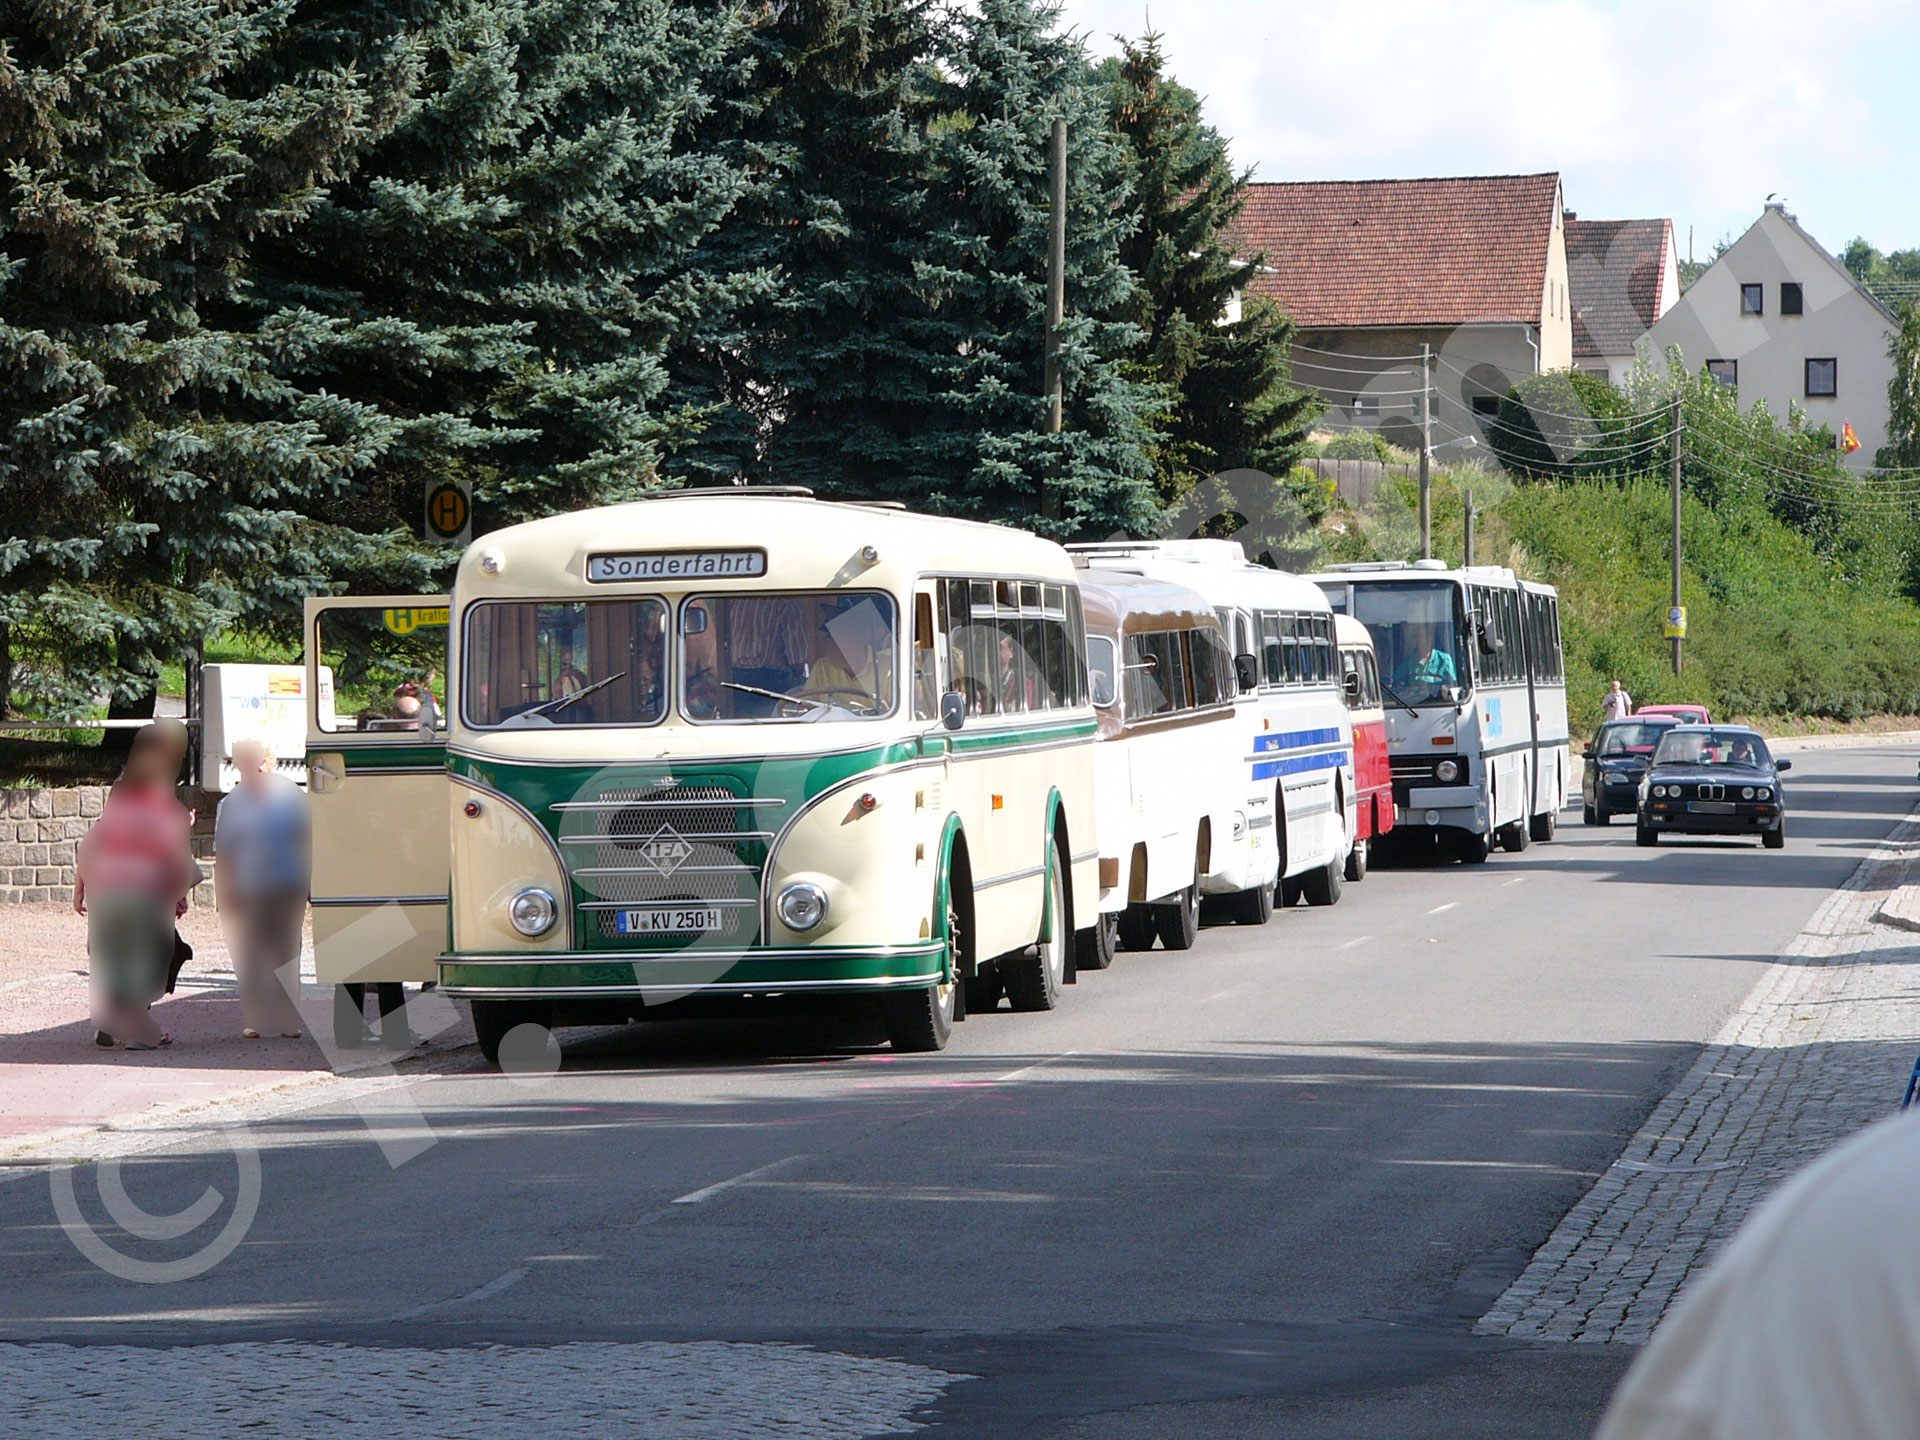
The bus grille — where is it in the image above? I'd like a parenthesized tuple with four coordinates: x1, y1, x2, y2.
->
(1390, 756, 1469, 805)
(553, 782, 779, 942)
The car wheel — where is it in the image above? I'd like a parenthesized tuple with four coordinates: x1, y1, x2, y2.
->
(1635, 824, 1658, 847)
(1764, 817, 1786, 850)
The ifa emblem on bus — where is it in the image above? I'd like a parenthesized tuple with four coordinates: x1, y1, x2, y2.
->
(636, 825, 695, 877)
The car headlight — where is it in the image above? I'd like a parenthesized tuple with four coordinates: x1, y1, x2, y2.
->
(776, 881, 829, 932)
(1435, 759, 1461, 782)
(1741, 786, 1755, 799)
(508, 887, 557, 937)
(1652, 784, 1670, 798)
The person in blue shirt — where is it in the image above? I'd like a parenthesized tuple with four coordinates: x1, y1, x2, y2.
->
(1407, 623, 1458, 690)
(214, 739, 310, 1039)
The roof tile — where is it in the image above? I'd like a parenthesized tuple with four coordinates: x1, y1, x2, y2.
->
(1566, 217, 1671, 357)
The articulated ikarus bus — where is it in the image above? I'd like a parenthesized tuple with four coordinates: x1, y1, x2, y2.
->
(304, 489, 1100, 1060)
(1308, 560, 1569, 864)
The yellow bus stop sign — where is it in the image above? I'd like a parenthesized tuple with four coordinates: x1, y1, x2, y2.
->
(383, 606, 449, 637)
(425, 480, 471, 545)
(1664, 605, 1687, 639)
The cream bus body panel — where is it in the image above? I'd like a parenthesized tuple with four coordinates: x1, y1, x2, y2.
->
(438, 495, 1095, 997)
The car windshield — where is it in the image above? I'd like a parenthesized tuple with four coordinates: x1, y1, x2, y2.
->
(683, 591, 897, 722)
(465, 599, 668, 728)
(1599, 721, 1677, 756)
(1348, 581, 1469, 706)
(1652, 730, 1772, 768)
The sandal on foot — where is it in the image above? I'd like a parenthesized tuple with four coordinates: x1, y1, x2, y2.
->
(124, 1034, 172, 1051)
(241, 1028, 261, 1040)
(279, 1031, 302, 1040)
(93, 1030, 116, 1048)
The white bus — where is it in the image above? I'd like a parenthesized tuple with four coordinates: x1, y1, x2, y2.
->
(1308, 560, 1569, 864)
(1070, 540, 1355, 910)
(304, 490, 1100, 1061)
(1077, 567, 1250, 964)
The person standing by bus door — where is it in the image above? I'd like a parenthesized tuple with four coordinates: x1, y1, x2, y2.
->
(1601, 679, 1633, 725)
(214, 739, 308, 1040)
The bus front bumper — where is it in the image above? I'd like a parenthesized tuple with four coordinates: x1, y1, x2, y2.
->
(1395, 786, 1487, 830)
(437, 943, 948, 999)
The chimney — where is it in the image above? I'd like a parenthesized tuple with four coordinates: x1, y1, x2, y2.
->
(1564, 210, 1577, 223)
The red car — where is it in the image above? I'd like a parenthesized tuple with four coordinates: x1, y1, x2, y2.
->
(1636, 703, 1711, 725)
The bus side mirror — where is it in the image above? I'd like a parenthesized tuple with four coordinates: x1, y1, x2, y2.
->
(941, 691, 966, 731)
(1234, 653, 1259, 691)
(1342, 671, 1361, 700)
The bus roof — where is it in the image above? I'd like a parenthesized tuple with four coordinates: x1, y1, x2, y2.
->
(456, 492, 1077, 599)
(1068, 539, 1329, 612)
(1333, 613, 1373, 648)
(1078, 568, 1222, 639)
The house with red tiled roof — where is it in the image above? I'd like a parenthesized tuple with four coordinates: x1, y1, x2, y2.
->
(1565, 215, 1680, 383)
(1231, 173, 1572, 454)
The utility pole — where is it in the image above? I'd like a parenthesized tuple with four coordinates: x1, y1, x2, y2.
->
(1463, 488, 1475, 568)
(1418, 343, 1432, 559)
(1041, 117, 1067, 523)
(1669, 392, 1684, 676)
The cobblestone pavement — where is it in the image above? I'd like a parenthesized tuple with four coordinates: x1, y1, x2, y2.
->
(1478, 802, 1920, 1344)
(0, 1340, 965, 1438)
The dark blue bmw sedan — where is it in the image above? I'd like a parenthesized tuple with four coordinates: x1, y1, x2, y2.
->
(1636, 725, 1789, 848)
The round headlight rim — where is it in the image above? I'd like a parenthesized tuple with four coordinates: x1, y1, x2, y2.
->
(1741, 786, 1756, 800)
(1434, 758, 1461, 783)
(776, 880, 830, 933)
(508, 886, 558, 938)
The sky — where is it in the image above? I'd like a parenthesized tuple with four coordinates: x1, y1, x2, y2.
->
(1057, 0, 1920, 260)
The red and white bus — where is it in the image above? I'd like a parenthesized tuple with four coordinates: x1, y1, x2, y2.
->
(1335, 613, 1392, 879)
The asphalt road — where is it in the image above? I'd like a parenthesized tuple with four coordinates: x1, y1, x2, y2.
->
(4, 743, 1916, 1438)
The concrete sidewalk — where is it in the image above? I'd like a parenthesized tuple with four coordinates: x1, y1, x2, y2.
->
(0, 905, 473, 1164)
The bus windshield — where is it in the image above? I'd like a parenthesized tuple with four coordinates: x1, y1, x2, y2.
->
(465, 598, 668, 728)
(1349, 581, 1469, 706)
(684, 591, 898, 722)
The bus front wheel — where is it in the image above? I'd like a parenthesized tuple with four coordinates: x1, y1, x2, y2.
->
(1452, 829, 1491, 865)
(882, 982, 955, 1052)
(470, 999, 555, 1067)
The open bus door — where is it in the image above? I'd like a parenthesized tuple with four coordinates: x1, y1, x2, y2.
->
(303, 596, 452, 1040)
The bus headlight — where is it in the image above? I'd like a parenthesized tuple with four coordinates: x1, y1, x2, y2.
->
(508, 887, 558, 937)
(777, 882, 829, 932)
(1435, 759, 1461, 782)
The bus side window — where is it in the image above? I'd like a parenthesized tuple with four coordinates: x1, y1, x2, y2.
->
(1063, 585, 1091, 707)
(1259, 611, 1283, 686)
(1366, 651, 1382, 707)
(969, 580, 999, 715)
(913, 590, 939, 721)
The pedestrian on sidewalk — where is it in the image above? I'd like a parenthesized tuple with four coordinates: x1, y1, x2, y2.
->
(214, 738, 309, 1040)
(74, 720, 197, 1050)
(1601, 679, 1633, 724)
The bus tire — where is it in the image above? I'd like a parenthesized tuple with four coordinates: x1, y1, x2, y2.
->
(1302, 854, 1343, 906)
(964, 962, 1002, 1013)
(1228, 881, 1274, 925)
(1279, 873, 1305, 908)
(1452, 828, 1490, 865)
(1529, 807, 1557, 842)
(1077, 912, 1118, 970)
(882, 982, 955, 1052)
(1116, 905, 1158, 951)
(1005, 843, 1068, 1012)
(470, 999, 553, 1067)
(1153, 880, 1200, 951)
(1498, 819, 1529, 853)
(1344, 838, 1369, 882)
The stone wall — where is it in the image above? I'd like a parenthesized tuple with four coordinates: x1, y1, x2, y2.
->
(0, 786, 217, 906)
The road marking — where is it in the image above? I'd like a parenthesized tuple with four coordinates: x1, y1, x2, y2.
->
(673, 1154, 807, 1206)
(1335, 935, 1374, 950)
(385, 1265, 528, 1321)
(1503, 876, 1528, 886)
(993, 1051, 1078, 1085)
(1427, 902, 1458, 915)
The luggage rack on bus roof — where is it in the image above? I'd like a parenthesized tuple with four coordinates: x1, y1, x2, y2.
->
(642, 486, 904, 511)
(1321, 559, 1450, 573)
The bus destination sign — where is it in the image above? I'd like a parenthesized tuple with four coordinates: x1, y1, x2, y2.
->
(586, 549, 768, 583)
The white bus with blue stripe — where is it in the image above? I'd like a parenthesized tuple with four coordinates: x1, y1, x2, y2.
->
(1309, 560, 1569, 865)
(1070, 540, 1356, 911)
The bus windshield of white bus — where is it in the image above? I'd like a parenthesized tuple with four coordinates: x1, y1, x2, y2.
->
(683, 592, 898, 722)
(1348, 582, 1470, 706)
(466, 598, 668, 728)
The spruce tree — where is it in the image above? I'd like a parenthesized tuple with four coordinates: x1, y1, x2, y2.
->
(0, 0, 404, 722)
(1103, 31, 1316, 500)
(919, 0, 1163, 538)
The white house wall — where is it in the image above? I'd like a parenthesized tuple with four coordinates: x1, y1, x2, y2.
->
(1644, 206, 1895, 467)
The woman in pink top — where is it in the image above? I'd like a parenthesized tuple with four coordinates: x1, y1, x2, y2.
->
(74, 721, 197, 1049)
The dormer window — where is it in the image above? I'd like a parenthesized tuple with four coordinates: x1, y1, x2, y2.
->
(1741, 284, 1763, 315)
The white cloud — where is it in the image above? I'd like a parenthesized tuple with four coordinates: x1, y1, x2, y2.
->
(1060, 0, 1920, 252)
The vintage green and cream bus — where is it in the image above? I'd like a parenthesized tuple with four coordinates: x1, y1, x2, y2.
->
(304, 490, 1099, 1060)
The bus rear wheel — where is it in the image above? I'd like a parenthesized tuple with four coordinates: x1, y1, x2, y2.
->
(1116, 906, 1157, 951)
(1529, 807, 1558, 842)
(1498, 819, 1529, 853)
(1228, 881, 1274, 925)
(1005, 845, 1068, 1012)
(1302, 854, 1343, 906)
(1077, 912, 1118, 970)
(1344, 838, 1369, 882)
(1153, 878, 1200, 950)
(882, 982, 955, 1052)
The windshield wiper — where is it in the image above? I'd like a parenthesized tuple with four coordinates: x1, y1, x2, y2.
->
(529, 671, 626, 718)
(721, 680, 827, 714)
(1377, 678, 1420, 718)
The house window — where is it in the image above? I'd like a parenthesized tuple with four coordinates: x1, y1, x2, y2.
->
(1780, 282, 1803, 316)
(1351, 396, 1379, 419)
(1805, 358, 1837, 398)
(1706, 359, 1738, 388)
(1741, 283, 1763, 315)
(1470, 396, 1500, 418)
